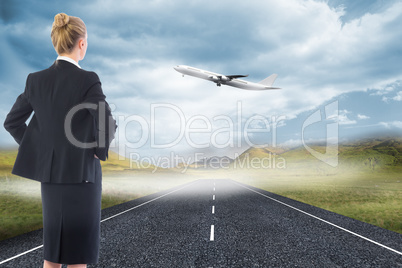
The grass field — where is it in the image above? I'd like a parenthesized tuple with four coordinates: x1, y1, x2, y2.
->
(1, 137, 401, 241)
(225, 139, 402, 234)
(227, 167, 402, 234)
(0, 169, 197, 241)
(0, 171, 198, 241)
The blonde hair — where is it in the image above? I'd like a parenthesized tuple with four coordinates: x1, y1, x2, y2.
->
(51, 13, 86, 55)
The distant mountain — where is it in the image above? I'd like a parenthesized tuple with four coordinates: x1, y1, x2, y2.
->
(372, 139, 402, 164)
(2, 137, 401, 173)
(174, 137, 402, 171)
(233, 137, 402, 170)
(237, 146, 288, 160)
(338, 137, 402, 169)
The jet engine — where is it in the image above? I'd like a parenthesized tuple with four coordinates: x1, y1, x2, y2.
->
(209, 75, 231, 86)
(209, 75, 219, 82)
(219, 75, 230, 82)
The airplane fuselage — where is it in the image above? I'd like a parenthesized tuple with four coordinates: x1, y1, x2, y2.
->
(174, 65, 280, 90)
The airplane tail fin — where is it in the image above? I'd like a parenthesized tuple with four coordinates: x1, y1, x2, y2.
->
(258, 74, 278, 86)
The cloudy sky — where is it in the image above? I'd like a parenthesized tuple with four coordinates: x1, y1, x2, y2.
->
(1, 0, 402, 164)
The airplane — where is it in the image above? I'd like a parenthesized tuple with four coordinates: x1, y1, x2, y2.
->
(174, 65, 281, 90)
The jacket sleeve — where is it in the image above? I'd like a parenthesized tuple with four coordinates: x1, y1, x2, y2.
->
(83, 73, 117, 161)
(3, 75, 33, 145)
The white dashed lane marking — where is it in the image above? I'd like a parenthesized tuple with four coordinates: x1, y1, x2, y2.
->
(210, 182, 216, 242)
(210, 225, 215, 241)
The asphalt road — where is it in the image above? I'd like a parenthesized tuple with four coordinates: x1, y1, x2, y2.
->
(0, 179, 401, 267)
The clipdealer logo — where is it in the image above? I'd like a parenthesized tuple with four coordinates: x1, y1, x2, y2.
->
(113, 101, 286, 158)
(63, 100, 339, 169)
(302, 101, 339, 167)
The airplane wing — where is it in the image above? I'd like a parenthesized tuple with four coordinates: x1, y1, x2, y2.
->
(226, 74, 249, 79)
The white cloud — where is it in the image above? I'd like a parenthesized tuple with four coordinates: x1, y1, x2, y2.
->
(59, 0, 402, 158)
(2, 0, 402, 158)
(357, 114, 370, 120)
(281, 138, 302, 148)
(370, 82, 401, 96)
(392, 91, 402, 101)
(337, 110, 356, 125)
(380, 88, 402, 102)
(380, 121, 402, 129)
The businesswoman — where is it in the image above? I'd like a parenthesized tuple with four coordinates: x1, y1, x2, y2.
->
(4, 13, 116, 268)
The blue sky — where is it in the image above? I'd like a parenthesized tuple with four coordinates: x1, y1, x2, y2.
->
(1, 0, 402, 163)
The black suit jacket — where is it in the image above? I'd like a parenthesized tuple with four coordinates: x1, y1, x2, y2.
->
(4, 60, 117, 183)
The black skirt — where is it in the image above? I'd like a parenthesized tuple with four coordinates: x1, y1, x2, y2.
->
(41, 159, 102, 265)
